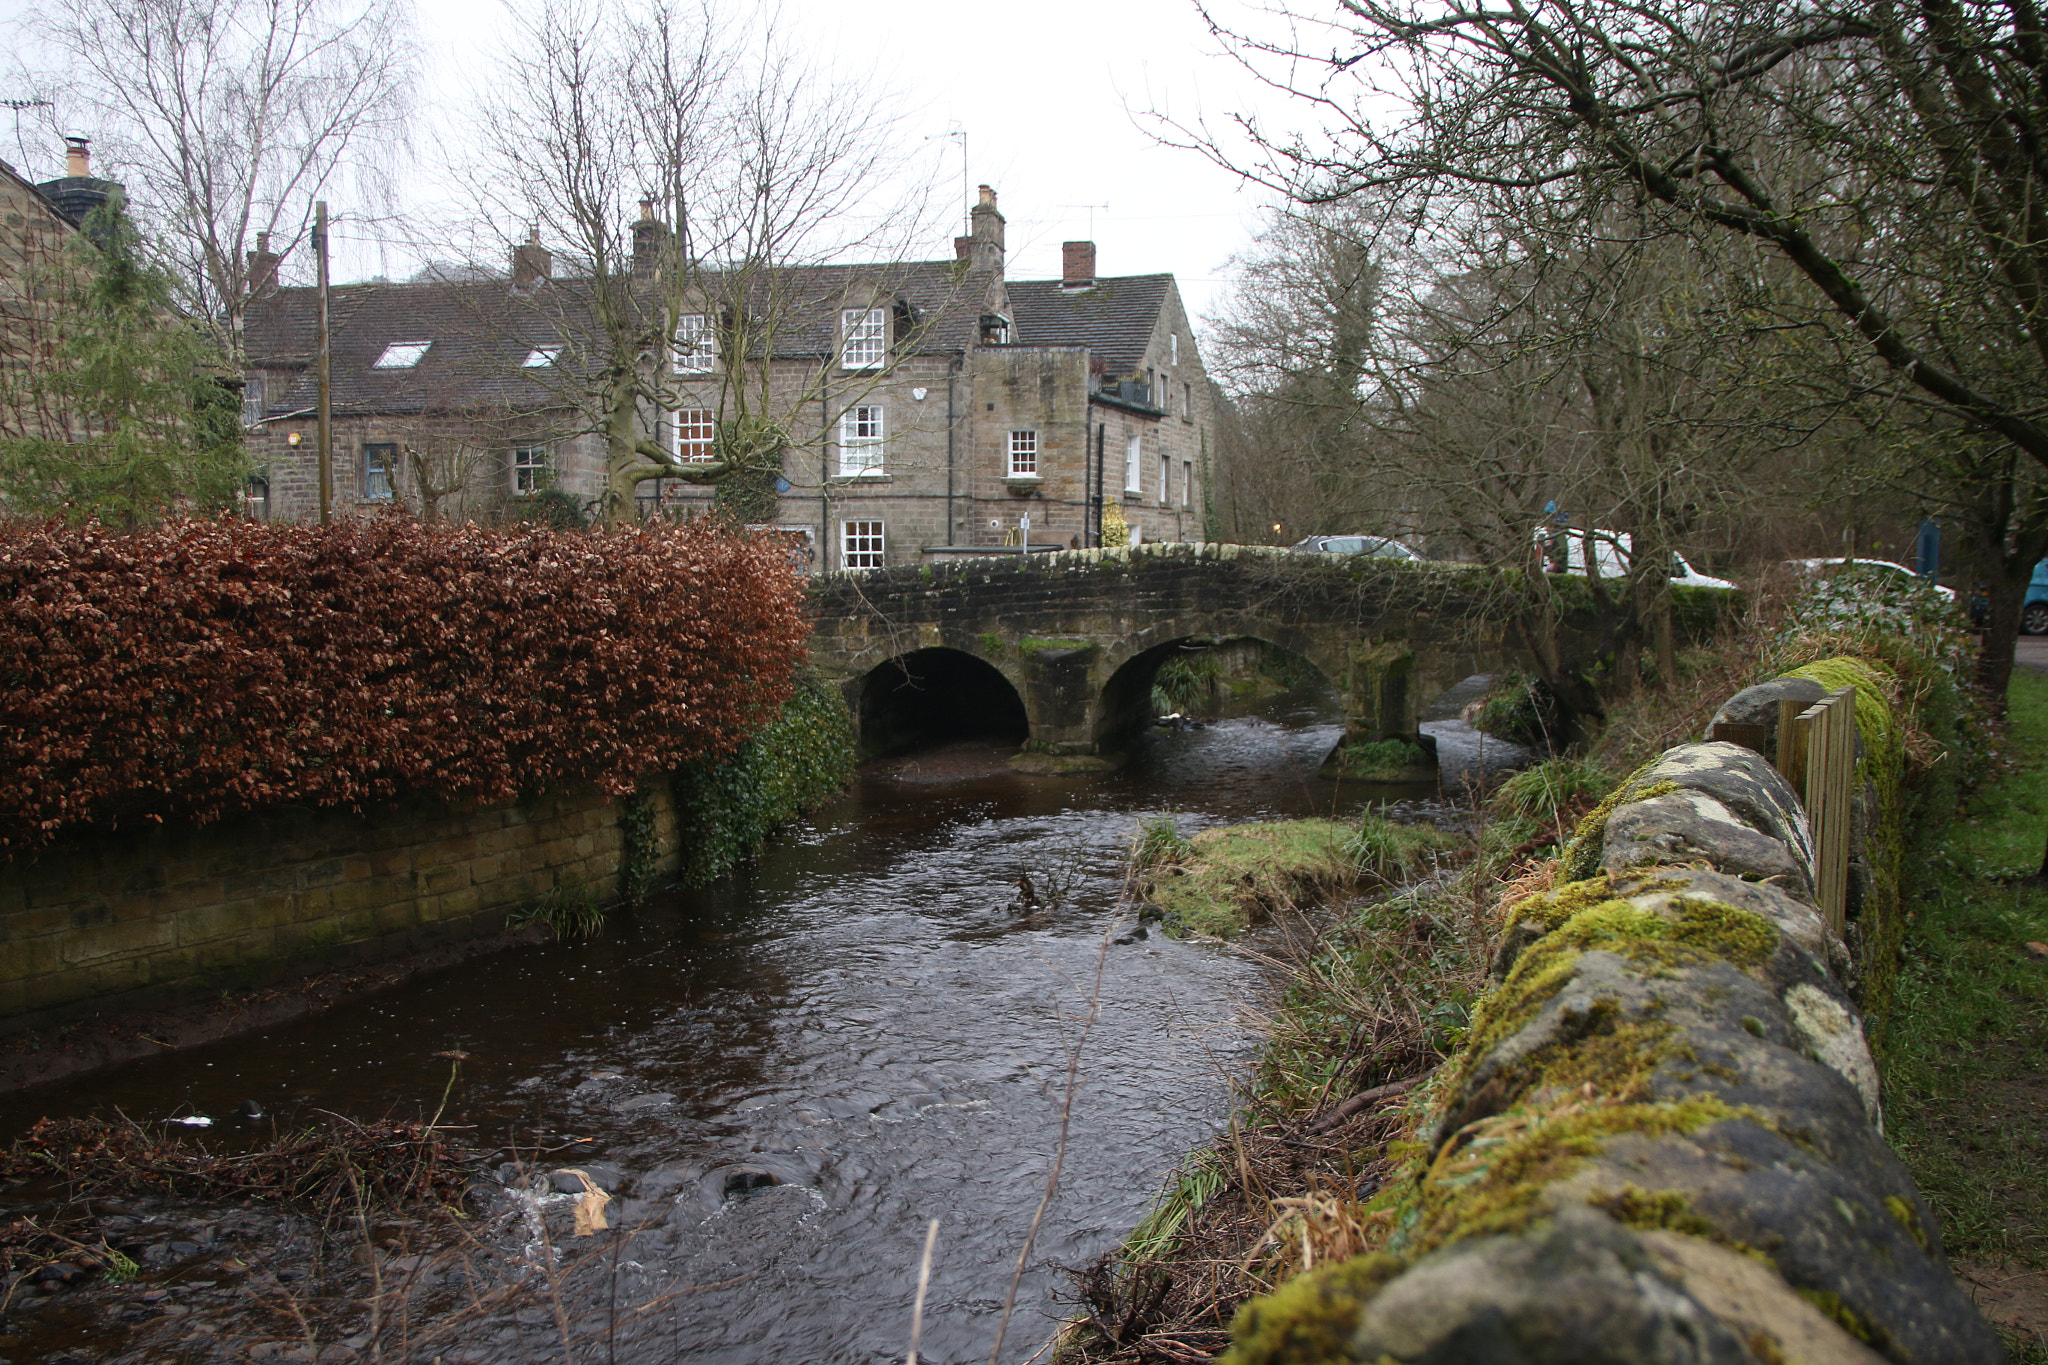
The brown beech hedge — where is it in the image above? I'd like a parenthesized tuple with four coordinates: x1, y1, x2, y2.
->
(0, 516, 809, 850)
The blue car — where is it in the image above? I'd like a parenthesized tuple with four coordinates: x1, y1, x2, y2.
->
(2027, 561, 2048, 634)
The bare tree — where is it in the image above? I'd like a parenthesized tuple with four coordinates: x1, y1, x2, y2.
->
(1178, 0, 2048, 692)
(17, 0, 417, 362)
(468, 0, 952, 526)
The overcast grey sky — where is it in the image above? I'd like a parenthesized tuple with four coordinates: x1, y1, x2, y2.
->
(3, 0, 1293, 331)
(405, 0, 1287, 323)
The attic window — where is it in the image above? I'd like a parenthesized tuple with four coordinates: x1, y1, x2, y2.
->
(522, 347, 560, 368)
(373, 341, 431, 369)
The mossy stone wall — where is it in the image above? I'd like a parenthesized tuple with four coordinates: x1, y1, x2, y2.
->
(1221, 665, 1997, 1364)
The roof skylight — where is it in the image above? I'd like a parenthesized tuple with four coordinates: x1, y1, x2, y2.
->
(372, 341, 431, 369)
(522, 346, 561, 368)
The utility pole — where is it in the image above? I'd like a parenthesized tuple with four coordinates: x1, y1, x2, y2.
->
(314, 201, 332, 525)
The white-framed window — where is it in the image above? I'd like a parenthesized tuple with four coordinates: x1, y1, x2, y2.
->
(1183, 459, 1194, 508)
(841, 307, 886, 369)
(1159, 370, 1171, 414)
(1008, 429, 1038, 478)
(674, 314, 715, 373)
(1159, 454, 1170, 504)
(241, 375, 264, 427)
(372, 341, 430, 369)
(842, 519, 885, 569)
(362, 442, 397, 501)
(1125, 434, 1142, 492)
(839, 404, 885, 475)
(674, 408, 715, 462)
(1170, 331, 1178, 366)
(522, 346, 560, 368)
(512, 444, 550, 496)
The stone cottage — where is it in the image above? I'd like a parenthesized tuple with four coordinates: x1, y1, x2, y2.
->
(242, 187, 1218, 568)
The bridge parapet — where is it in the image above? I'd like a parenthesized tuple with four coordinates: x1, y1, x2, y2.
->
(805, 542, 1520, 769)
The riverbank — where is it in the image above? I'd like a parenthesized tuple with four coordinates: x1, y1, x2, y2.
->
(1055, 764, 1594, 1361)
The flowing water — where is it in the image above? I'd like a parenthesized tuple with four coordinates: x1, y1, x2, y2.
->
(0, 679, 1525, 1365)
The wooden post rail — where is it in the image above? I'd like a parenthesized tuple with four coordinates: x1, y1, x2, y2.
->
(1778, 688, 1856, 934)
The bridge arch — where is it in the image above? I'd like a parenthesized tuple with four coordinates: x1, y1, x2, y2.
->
(854, 646, 1029, 761)
(1095, 632, 1342, 752)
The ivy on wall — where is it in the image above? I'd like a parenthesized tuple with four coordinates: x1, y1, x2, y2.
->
(670, 670, 855, 887)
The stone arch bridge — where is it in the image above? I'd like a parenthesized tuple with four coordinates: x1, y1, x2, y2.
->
(805, 543, 1526, 772)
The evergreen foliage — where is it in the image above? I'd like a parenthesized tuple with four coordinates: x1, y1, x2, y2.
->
(0, 195, 247, 521)
(671, 670, 855, 887)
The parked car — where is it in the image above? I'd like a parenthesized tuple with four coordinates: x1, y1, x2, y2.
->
(1789, 557, 1957, 602)
(1289, 534, 1423, 560)
(2022, 561, 2048, 633)
(1535, 527, 1737, 591)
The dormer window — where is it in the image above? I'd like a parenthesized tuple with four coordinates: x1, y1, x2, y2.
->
(522, 346, 560, 368)
(373, 341, 431, 369)
(980, 313, 1011, 346)
(675, 314, 716, 373)
(841, 308, 886, 369)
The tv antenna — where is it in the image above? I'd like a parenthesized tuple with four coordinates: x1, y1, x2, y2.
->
(1059, 202, 1110, 237)
(2, 99, 52, 172)
(925, 126, 968, 237)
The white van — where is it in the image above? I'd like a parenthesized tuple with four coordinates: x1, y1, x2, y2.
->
(1536, 528, 1737, 591)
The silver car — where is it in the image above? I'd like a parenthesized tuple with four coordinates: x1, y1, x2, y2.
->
(1288, 534, 1422, 560)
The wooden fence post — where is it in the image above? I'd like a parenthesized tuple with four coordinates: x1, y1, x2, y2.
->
(1774, 689, 1855, 934)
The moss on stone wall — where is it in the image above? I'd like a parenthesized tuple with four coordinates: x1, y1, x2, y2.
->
(670, 669, 855, 888)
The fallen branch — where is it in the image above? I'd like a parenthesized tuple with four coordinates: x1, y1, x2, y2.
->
(1303, 1074, 1428, 1135)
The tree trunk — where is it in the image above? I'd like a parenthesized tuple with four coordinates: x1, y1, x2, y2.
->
(1978, 565, 2026, 705)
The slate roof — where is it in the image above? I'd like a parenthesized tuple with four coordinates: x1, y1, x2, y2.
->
(243, 260, 1175, 418)
(1006, 274, 1171, 377)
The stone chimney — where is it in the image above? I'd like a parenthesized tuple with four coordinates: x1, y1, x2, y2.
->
(37, 135, 119, 228)
(632, 199, 666, 280)
(512, 228, 552, 290)
(1062, 241, 1096, 289)
(966, 184, 1004, 274)
(246, 231, 281, 297)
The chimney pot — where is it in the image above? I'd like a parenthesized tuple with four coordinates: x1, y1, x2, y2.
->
(64, 136, 90, 178)
(977, 184, 996, 208)
(1061, 241, 1096, 288)
(512, 230, 553, 291)
(246, 232, 282, 297)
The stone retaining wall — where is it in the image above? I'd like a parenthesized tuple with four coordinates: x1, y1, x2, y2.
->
(0, 784, 679, 1035)
(1229, 659, 2004, 1364)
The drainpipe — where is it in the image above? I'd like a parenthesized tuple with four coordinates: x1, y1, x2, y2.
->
(821, 382, 831, 571)
(946, 351, 961, 545)
(1091, 422, 1105, 547)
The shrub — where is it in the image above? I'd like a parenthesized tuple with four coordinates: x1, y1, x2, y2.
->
(1154, 651, 1220, 715)
(1473, 669, 1563, 747)
(0, 516, 807, 850)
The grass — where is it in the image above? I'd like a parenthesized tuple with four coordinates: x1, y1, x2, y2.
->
(1883, 669, 2048, 1360)
(1137, 817, 1460, 939)
(508, 876, 606, 939)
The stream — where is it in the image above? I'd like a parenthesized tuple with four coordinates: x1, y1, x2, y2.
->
(0, 678, 1526, 1365)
